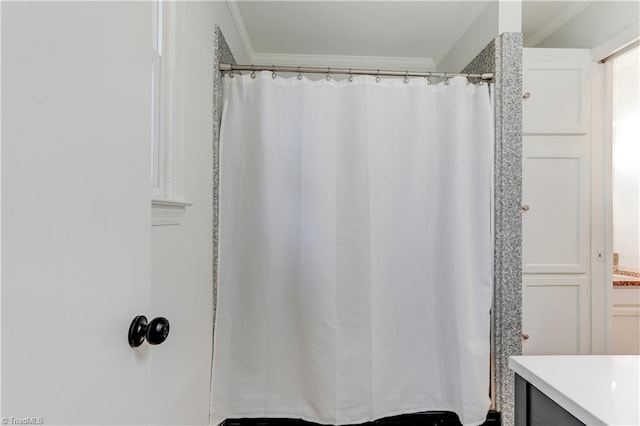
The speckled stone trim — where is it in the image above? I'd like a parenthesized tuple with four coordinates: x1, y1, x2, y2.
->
(462, 40, 496, 77)
(614, 269, 640, 278)
(613, 281, 640, 287)
(464, 33, 523, 426)
(211, 26, 235, 425)
(212, 25, 235, 330)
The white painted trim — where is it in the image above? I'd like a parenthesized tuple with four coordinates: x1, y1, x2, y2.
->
(0, 0, 3, 376)
(152, 1, 186, 202)
(524, 1, 593, 47)
(523, 47, 592, 63)
(497, 0, 522, 34)
(589, 62, 613, 354)
(226, 0, 255, 62)
(250, 53, 435, 72)
(151, 0, 164, 200)
(164, 1, 185, 201)
(602, 61, 614, 353)
(152, 199, 193, 226)
(591, 23, 640, 62)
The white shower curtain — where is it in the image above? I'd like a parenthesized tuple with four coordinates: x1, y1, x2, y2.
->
(212, 72, 494, 426)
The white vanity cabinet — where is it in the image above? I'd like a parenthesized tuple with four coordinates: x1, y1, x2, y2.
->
(510, 355, 640, 426)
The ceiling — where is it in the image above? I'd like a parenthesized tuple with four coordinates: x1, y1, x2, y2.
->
(236, 1, 491, 64)
(233, 1, 640, 67)
(522, 1, 639, 48)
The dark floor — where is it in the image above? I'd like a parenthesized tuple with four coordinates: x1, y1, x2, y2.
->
(223, 411, 501, 426)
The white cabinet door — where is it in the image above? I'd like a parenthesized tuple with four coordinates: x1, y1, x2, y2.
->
(521, 49, 592, 355)
(611, 288, 640, 354)
(522, 52, 590, 135)
(522, 148, 589, 274)
(2, 3, 154, 423)
(522, 276, 591, 355)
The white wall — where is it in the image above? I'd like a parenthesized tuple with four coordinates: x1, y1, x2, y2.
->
(612, 48, 640, 273)
(149, 2, 249, 424)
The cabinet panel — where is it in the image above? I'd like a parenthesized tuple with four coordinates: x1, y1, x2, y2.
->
(522, 276, 590, 355)
(611, 287, 640, 305)
(522, 50, 590, 135)
(611, 313, 640, 354)
(523, 68, 585, 134)
(611, 288, 640, 354)
(522, 150, 589, 273)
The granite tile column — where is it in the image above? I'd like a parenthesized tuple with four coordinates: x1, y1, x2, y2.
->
(212, 25, 235, 329)
(210, 26, 235, 424)
(464, 32, 523, 426)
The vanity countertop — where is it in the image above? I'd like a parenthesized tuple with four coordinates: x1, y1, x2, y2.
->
(614, 269, 640, 287)
(509, 355, 640, 426)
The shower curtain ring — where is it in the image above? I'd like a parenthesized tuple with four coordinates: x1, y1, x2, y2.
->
(444, 72, 450, 85)
(466, 74, 471, 85)
(403, 71, 410, 84)
(348, 69, 353, 82)
(375, 69, 381, 83)
(326, 67, 331, 81)
(297, 66, 303, 80)
(250, 65, 256, 79)
(272, 65, 277, 79)
(229, 69, 234, 78)
(426, 71, 432, 85)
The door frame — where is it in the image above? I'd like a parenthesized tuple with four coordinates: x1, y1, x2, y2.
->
(589, 60, 614, 354)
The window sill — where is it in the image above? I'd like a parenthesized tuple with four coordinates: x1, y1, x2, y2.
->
(152, 199, 193, 226)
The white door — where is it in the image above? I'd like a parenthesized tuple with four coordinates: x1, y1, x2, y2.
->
(2, 2, 156, 423)
(521, 48, 592, 355)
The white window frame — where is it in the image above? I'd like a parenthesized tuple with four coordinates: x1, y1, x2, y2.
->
(151, 0, 191, 225)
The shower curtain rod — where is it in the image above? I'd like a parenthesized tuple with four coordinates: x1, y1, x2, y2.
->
(219, 63, 494, 81)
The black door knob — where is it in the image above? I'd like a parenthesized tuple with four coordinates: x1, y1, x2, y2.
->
(147, 317, 170, 345)
(128, 315, 170, 347)
(128, 315, 148, 347)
